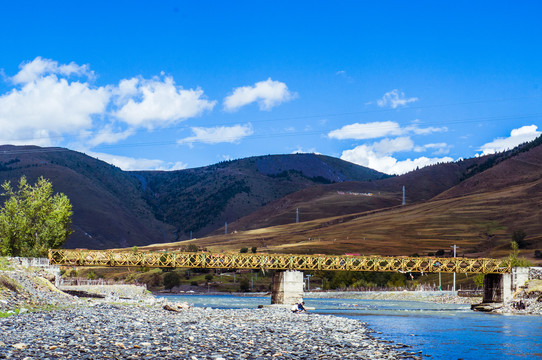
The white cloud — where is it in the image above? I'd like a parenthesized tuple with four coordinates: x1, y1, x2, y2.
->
(405, 124, 448, 135)
(114, 76, 216, 129)
(340, 137, 453, 175)
(0, 60, 109, 146)
(328, 121, 403, 140)
(11, 57, 93, 85)
(291, 147, 320, 154)
(178, 124, 254, 145)
(370, 137, 414, 154)
(341, 144, 452, 175)
(377, 89, 418, 109)
(85, 125, 135, 147)
(414, 142, 450, 155)
(328, 121, 447, 141)
(223, 78, 296, 112)
(479, 125, 541, 155)
(0, 57, 220, 148)
(85, 151, 188, 171)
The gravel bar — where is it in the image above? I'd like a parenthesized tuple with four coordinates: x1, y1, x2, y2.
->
(0, 303, 421, 359)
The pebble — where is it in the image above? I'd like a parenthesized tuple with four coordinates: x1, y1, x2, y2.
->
(0, 303, 421, 359)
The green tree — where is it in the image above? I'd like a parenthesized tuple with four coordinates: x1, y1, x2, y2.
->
(509, 241, 533, 267)
(0, 176, 72, 257)
(251, 246, 257, 253)
(512, 230, 527, 249)
(240, 247, 248, 253)
(163, 271, 181, 290)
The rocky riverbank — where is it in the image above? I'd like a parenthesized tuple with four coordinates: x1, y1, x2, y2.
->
(0, 303, 422, 359)
(1, 259, 423, 359)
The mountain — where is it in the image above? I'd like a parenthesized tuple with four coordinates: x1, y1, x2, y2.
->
(0, 149, 387, 248)
(219, 154, 489, 233)
(0, 146, 176, 249)
(148, 137, 542, 261)
(133, 153, 389, 239)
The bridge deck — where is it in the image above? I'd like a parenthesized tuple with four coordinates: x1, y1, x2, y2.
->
(49, 249, 510, 274)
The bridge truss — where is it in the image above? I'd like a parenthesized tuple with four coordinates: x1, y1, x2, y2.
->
(49, 249, 510, 274)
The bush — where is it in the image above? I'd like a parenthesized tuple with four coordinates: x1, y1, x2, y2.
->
(87, 271, 98, 280)
(0, 176, 72, 257)
(251, 246, 257, 253)
(473, 274, 485, 288)
(239, 277, 250, 292)
(163, 271, 181, 290)
(190, 280, 199, 286)
(240, 247, 248, 253)
(205, 273, 214, 282)
(535, 250, 542, 259)
(512, 230, 527, 249)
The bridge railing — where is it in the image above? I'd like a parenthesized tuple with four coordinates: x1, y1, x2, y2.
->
(48, 249, 511, 274)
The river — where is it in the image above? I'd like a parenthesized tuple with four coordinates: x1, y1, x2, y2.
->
(157, 294, 541, 360)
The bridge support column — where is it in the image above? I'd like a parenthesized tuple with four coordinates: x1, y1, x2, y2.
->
(271, 270, 304, 305)
(474, 267, 531, 311)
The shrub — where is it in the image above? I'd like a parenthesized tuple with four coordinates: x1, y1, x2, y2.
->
(251, 246, 257, 253)
(535, 250, 542, 259)
(512, 230, 527, 249)
(240, 247, 248, 253)
(239, 277, 250, 292)
(163, 271, 181, 290)
(205, 273, 214, 282)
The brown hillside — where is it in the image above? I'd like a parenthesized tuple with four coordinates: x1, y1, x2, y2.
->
(147, 141, 542, 262)
(0, 146, 176, 249)
(219, 155, 490, 234)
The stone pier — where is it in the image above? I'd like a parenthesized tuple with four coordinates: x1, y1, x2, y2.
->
(271, 270, 304, 305)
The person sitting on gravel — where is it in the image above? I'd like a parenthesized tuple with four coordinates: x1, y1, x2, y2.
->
(291, 301, 307, 313)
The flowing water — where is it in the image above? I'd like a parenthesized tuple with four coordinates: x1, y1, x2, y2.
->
(158, 294, 542, 360)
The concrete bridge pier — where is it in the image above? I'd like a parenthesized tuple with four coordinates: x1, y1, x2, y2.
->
(271, 270, 304, 305)
(473, 267, 531, 311)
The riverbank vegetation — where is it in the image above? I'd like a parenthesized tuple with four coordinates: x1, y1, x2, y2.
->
(0, 176, 72, 257)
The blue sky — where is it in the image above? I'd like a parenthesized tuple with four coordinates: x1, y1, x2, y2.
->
(1, 1, 541, 174)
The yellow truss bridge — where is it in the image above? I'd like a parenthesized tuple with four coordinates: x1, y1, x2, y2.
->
(49, 249, 511, 274)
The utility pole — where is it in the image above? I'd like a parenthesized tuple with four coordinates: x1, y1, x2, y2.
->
(306, 274, 312, 291)
(190, 231, 192, 240)
(402, 186, 406, 206)
(296, 208, 299, 223)
(451, 244, 458, 292)
(225, 222, 227, 234)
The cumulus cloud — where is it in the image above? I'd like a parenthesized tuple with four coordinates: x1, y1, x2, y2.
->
(340, 137, 453, 175)
(178, 124, 254, 146)
(223, 78, 296, 112)
(0, 59, 109, 146)
(85, 151, 188, 171)
(479, 125, 541, 155)
(85, 125, 135, 147)
(328, 121, 446, 141)
(291, 147, 320, 154)
(377, 89, 418, 109)
(11, 57, 93, 85)
(114, 76, 216, 129)
(414, 143, 450, 155)
(328, 121, 403, 140)
(0, 57, 219, 149)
